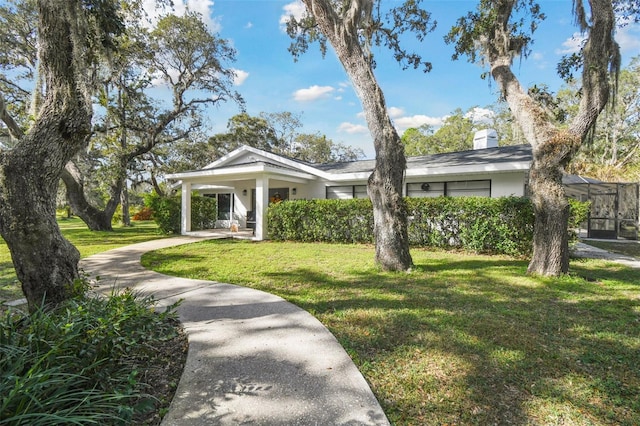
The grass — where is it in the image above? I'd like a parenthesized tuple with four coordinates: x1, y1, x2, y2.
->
(0, 217, 165, 303)
(142, 240, 640, 425)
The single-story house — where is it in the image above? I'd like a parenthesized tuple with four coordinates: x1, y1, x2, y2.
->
(166, 131, 534, 240)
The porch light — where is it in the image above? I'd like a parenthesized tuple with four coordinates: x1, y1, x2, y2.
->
(242, 189, 247, 196)
(292, 188, 297, 195)
(421, 183, 430, 191)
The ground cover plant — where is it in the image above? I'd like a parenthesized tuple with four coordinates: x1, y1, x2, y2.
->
(1, 288, 187, 425)
(142, 240, 640, 425)
(0, 217, 164, 303)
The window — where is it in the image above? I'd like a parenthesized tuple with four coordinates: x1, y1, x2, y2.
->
(407, 182, 445, 198)
(217, 193, 232, 220)
(269, 188, 289, 204)
(406, 180, 491, 198)
(327, 185, 367, 199)
(447, 180, 490, 197)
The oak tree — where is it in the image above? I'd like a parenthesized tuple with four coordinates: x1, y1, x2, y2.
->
(447, 0, 620, 276)
(0, 0, 121, 309)
(287, 0, 435, 271)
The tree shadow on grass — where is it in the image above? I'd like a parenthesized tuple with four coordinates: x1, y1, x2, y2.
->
(145, 240, 640, 425)
(260, 258, 640, 425)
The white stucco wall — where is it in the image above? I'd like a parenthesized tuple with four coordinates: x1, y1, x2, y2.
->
(489, 172, 527, 197)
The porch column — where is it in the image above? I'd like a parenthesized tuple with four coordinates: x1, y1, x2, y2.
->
(255, 176, 269, 240)
(181, 181, 191, 234)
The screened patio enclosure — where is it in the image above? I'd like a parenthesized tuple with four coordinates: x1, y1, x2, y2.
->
(565, 180, 640, 240)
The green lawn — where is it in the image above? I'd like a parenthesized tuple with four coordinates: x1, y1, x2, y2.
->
(142, 240, 640, 425)
(0, 217, 164, 303)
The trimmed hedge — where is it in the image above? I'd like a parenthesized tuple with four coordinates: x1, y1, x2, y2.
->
(145, 193, 217, 234)
(405, 197, 534, 256)
(267, 199, 374, 243)
(268, 196, 589, 257)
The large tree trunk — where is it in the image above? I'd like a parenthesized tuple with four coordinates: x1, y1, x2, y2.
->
(526, 131, 580, 275)
(488, 0, 616, 276)
(0, 0, 92, 310)
(61, 162, 121, 231)
(302, 0, 412, 271)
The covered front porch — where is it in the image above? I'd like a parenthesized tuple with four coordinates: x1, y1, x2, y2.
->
(169, 162, 317, 240)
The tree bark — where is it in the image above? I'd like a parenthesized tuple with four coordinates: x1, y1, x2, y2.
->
(488, 0, 616, 276)
(302, 0, 412, 271)
(121, 182, 131, 226)
(61, 161, 120, 231)
(0, 0, 92, 310)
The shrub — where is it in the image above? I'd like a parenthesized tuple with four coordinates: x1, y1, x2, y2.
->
(191, 195, 217, 231)
(0, 290, 181, 425)
(405, 196, 535, 256)
(268, 199, 374, 243)
(145, 193, 181, 234)
(145, 193, 217, 234)
(133, 206, 154, 221)
(268, 196, 589, 257)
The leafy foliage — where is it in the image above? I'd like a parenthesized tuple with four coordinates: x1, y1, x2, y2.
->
(287, 0, 436, 72)
(145, 193, 217, 234)
(269, 197, 588, 257)
(445, 0, 546, 66)
(206, 112, 364, 163)
(268, 199, 374, 244)
(0, 289, 181, 424)
(405, 196, 535, 256)
(567, 56, 640, 181)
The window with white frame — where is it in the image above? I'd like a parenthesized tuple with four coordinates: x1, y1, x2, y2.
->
(407, 182, 445, 198)
(326, 185, 368, 199)
(406, 180, 491, 198)
(447, 180, 491, 197)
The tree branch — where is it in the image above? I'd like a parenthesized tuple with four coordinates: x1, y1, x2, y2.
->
(0, 94, 24, 140)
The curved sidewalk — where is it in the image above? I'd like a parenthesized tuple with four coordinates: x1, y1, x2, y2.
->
(79, 236, 390, 426)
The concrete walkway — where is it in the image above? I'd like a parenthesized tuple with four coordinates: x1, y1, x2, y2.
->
(79, 235, 390, 426)
(572, 241, 640, 269)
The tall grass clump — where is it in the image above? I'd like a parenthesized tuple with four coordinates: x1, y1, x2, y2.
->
(0, 288, 182, 425)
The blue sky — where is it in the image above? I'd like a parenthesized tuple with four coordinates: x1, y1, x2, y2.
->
(157, 1, 640, 158)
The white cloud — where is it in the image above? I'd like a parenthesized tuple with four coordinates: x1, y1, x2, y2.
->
(387, 106, 405, 119)
(393, 115, 444, 132)
(232, 69, 249, 86)
(338, 122, 368, 134)
(142, 0, 221, 33)
(245, 22, 253, 29)
(531, 51, 549, 69)
(556, 32, 586, 55)
(356, 111, 366, 119)
(465, 107, 495, 124)
(150, 68, 181, 87)
(293, 85, 335, 101)
(279, 1, 306, 30)
(617, 23, 640, 55)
